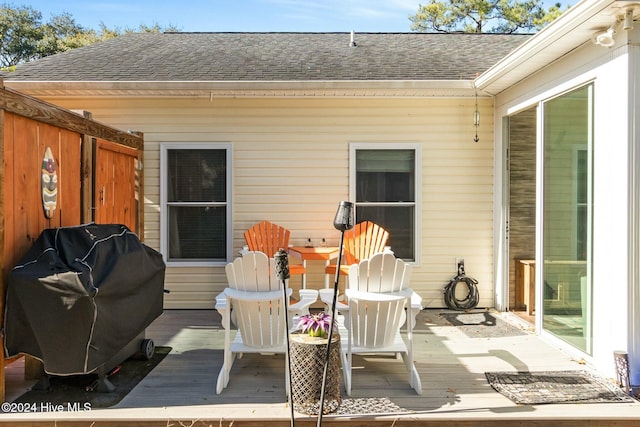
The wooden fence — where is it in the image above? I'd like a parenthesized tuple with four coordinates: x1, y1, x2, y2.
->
(0, 78, 145, 401)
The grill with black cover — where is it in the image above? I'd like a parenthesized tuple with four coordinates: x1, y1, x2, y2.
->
(4, 223, 166, 392)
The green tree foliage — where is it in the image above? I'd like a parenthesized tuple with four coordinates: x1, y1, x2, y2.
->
(410, 0, 566, 33)
(0, 4, 45, 66)
(0, 4, 180, 67)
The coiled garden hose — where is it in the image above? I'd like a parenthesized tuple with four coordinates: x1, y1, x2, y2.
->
(443, 265, 479, 310)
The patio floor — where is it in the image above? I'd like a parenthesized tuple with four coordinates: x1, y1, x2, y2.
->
(2, 308, 640, 426)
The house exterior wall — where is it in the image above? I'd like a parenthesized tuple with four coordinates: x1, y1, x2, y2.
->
(35, 95, 495, 310)
(494, 31, 636, 381)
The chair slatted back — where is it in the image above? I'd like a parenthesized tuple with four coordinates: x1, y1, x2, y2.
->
(224, 252, 286, 348)
(342, 221, 389, 265)
(347, 252, 412, 348)
(225, 251, 278, 292)
(348, 294, 408, 348)
(232, 292, 287, 348)
(244, 220, 291, 258)
(349, 252, 412, 293)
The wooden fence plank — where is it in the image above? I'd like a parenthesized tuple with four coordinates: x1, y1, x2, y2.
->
(59, 127, 82, 226)
(0, 90, 143, 403)
(95, 138, 140, 233)
(0, 84, 142, 150)
(0, 109, 6, 403)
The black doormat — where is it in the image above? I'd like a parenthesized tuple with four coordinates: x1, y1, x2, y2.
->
(485, 370, 637, 405)
(12, 346, 171, 409)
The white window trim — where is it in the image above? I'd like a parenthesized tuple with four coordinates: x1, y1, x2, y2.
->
(160, 143, 233, 267)
(349, 142, 422, 265)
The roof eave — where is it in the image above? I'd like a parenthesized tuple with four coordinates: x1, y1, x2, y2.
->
(3, 79, 478, 98)
(475, 0, 625, 95)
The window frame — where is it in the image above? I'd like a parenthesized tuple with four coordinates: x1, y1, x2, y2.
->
(160, 142, 233, 267)
(349, 142, 421, 264)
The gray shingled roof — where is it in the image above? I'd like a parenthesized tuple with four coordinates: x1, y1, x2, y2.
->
(3, 32, 529, 82)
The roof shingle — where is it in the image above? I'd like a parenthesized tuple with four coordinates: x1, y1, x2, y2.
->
(3, 32, 529, 82)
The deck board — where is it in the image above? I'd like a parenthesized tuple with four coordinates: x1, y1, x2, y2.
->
(2, 309, 639, 426)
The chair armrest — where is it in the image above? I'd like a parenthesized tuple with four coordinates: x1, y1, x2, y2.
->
(405, 289, 423, 329)
(410, 290, 423, 310)
(345, 287, 413, 302)
(214, 291, 227, 311)
(289, 289, 318, 316)
(224, 287, 291, 301)
(214, 290, 230, 331)
(318, 288, 349, 311)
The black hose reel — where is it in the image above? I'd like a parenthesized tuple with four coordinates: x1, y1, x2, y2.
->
(443, 262, 479, 310)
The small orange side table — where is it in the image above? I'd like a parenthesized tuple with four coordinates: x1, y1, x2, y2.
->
(288, 246, 340, 289)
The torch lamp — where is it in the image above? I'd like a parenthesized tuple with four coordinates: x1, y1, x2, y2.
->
(275, 248, 295, 427)
(318, 201, 354, 425)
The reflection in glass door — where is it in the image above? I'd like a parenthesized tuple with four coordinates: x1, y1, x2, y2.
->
(542, 84, 593, 353)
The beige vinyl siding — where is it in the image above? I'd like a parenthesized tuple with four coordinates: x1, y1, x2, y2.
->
(39, 96, 495, 309)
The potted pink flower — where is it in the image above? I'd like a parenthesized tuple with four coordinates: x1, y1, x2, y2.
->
(296, 312, 334, 338)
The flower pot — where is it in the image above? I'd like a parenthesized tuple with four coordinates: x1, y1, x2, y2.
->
(290, 332, 341, 415)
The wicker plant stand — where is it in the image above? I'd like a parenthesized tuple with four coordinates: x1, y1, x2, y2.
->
(290, 332, 341, 415)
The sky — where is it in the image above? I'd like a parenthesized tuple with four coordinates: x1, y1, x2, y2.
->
(20, 0, 577, 33)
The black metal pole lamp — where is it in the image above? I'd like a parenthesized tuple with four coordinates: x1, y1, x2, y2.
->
(317, 201, 354, 426)
(275, 248, 295, 427)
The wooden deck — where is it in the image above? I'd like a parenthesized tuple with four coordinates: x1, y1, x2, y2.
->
(2, 309, 640, 426)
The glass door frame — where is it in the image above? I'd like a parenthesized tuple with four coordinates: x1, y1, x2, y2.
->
(536, 83, 594, 355)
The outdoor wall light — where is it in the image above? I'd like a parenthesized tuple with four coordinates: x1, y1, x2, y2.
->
(623, 9, 634, 31)
(473, 91, 480, 143)
(593, 27, 616, 48)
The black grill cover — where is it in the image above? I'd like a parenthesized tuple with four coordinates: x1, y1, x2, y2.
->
(4, 223, 165, 375)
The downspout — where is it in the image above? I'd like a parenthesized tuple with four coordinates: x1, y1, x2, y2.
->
(474, 72, 507, 312)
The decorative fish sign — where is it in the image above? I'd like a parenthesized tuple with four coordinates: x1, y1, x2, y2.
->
(41, 147, 58, 219)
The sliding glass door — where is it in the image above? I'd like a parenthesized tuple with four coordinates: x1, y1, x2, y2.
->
(542, 84, 593, 353)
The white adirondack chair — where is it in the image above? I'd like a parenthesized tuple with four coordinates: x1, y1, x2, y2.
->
(340, 252, 422, 396)
(215, 251, 317, 394)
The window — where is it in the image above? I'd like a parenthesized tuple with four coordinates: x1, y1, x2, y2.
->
(350, 144, 420, 261)
(161, 143, 232, 265)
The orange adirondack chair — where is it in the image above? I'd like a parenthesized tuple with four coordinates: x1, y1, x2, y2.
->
(244, 220, 306, 277)
(324, 220, 389, 282)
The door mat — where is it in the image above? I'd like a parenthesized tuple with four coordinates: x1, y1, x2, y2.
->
(485, 370, 636, 405)
(429, 310, 527, 338)
(12, 346, 171, 409)
(299, 397, 410, 416)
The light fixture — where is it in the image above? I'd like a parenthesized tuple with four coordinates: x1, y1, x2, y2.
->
(274, 249, 295, 427)
(593, 27, 616, 48)
(332, 200, 354, 231)
(318, 201, 354, 426)
(624, 9, 634, 31)
(473, 91, 480, 143)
